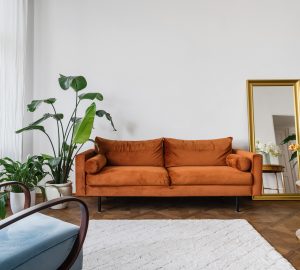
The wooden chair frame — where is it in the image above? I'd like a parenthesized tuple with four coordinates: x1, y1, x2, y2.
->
(0, 181, 89, 270)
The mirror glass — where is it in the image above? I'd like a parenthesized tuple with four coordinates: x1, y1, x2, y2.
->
(252, 85, 299, 194)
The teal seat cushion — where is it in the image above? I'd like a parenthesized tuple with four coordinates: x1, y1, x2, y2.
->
(0, 213, 81, 270)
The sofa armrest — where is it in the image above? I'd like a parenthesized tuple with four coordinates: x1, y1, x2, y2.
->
(233, 149, 263, 196)
(75, 149, 97, 196)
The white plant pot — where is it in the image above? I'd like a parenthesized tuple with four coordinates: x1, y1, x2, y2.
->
(10, 189, 36, 214)
(45, 181, 72, 210)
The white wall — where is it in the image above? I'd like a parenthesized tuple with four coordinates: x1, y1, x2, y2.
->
(31, 0, 300, 182)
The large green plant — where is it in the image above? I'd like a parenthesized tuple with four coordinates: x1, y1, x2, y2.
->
(16, 75, 116, 184)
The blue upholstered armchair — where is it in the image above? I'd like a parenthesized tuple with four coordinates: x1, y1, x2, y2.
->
(0, 181, 89, 270)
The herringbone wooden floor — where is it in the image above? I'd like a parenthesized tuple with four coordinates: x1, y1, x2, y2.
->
(43, 197, 300, 269)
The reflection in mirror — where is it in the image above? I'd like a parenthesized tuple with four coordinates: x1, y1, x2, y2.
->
(252, 85, 299, 194)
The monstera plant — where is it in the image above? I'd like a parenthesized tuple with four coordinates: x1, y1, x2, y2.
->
(16, 75, 115, 206)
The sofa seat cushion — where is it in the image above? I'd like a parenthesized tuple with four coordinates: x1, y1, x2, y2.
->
(0, 213, 80, 270)
(164, 137, 233, 167)
(167, 166, 252, 185)
(95, 137, 164, 166)
(87, 166, 169, 186)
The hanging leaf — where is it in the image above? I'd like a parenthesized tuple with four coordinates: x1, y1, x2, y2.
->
(79, 92, 103, 101)
(16, 125, 45, 134)
(72, 103, 96, 144)
(96, 110, 117, 131)
(27, 98, 57, 112)
(281, 134, 296, 145)
(289, 151, 298, 162)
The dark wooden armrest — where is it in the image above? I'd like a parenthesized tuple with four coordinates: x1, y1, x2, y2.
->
(0, 181, 31, 209)
(0, 196, 89, 270)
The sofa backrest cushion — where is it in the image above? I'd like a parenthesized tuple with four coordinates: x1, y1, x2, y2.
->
(95, 137, 164, 166)
(164, 137, 233, 167)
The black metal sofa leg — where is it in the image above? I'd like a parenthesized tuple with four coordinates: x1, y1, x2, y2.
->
(235, 196, 240, 212)
(98, 196, 102, 212)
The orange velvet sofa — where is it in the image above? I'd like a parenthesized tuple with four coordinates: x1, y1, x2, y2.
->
(75, 137, 262, 211)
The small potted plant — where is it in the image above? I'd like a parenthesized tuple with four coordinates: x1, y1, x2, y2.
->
(0, 156, 47, 213)
(255, 140, 281, 164)
(16, 75, 116, 209)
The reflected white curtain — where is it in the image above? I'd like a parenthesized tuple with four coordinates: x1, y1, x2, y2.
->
(0, 0, 28, 160)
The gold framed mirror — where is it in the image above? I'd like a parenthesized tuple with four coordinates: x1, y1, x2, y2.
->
(247, 80, 300, 200)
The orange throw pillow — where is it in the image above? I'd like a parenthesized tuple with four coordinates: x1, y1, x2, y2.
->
(85, 154, 107, 174)
(226, 154, 251, 172)
(164, 137, 233, 167)
(95, 137, 164, 166)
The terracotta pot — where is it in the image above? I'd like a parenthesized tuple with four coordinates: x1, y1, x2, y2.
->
(45, 181, 72, 209)
(10, 189, 36, 214)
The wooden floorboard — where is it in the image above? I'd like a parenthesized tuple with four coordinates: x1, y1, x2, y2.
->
(28, 197, 300, 269)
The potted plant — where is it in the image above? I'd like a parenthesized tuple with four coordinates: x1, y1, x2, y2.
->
(255, 140, 281, 164)
(0, 156, 47, 213)
(16, 75, 116, 209)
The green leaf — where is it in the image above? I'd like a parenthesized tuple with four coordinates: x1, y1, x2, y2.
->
(42, 154, 54, 160)
(17, 113, 63, 134)
(44, 98, 56, 104)
(48, 157, 62, 168)
(289, 151, 297, 161)
(281, 134, 296, 145)
(27, 100, 42, 112)
(31, 113, 63, 126)
(16, 125, 45, 134)
(79, 92, 103, 101)
(58, 75, 87, 91)
(27, 98, 57, 112)
(72, 103, 96, 144)
(52, 114, 64, 121)
(70, 76, 87, 91)
(0, 193, 7, 219)
(96, 110, 117, 131)
(58, 74, 73, 90)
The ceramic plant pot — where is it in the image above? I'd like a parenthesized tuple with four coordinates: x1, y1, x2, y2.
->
(45, 181, 72, 209)
(10, 189, 36, 214)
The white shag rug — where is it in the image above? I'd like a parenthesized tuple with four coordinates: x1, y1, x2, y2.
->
(83, 219, 295, 270)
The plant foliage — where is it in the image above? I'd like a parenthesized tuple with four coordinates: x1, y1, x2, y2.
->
(0, 156, 48, 193)
(16, 75, 116, 184)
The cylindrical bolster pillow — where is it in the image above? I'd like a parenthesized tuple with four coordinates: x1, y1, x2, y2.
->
(226, 154, 251, 172)
(85, 154, 107, 174)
